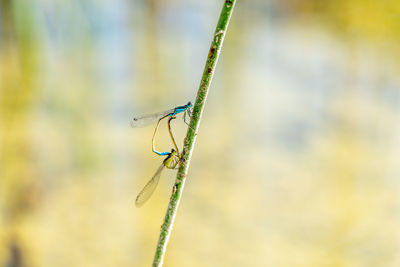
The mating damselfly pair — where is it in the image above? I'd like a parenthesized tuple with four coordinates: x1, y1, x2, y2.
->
(131, 102, 192, 207)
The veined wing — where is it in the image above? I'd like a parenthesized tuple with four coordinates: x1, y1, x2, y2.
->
(130, 108, 174, 128)
(135, 163, 165, 207)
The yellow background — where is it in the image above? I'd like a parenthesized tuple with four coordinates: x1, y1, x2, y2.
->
(1, 0, 400, 266)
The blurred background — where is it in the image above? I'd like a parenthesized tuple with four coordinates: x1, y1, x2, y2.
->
(1, 0, 400, 266)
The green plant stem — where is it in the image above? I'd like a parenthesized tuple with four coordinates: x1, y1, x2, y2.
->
(151, 1, 236, 266)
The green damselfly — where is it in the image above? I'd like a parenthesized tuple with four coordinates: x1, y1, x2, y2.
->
(135, 148, 180, 207)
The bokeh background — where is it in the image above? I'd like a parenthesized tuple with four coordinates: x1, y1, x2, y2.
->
(1, 0, 400, 266)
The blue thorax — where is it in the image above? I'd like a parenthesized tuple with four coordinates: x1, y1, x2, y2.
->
(171, 102, 192, 116)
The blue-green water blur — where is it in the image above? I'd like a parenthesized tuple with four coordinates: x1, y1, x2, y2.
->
(1, 1, 400, 266)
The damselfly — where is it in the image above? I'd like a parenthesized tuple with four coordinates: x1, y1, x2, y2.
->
(130, 102, 192, 156)
(135, 148, 180, 207)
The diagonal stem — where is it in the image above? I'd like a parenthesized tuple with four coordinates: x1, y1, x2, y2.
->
(152, 1, 237, 266)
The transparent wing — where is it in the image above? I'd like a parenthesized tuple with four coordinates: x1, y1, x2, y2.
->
(135, 163, 165, 207)
(130, 108, 174, 128)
